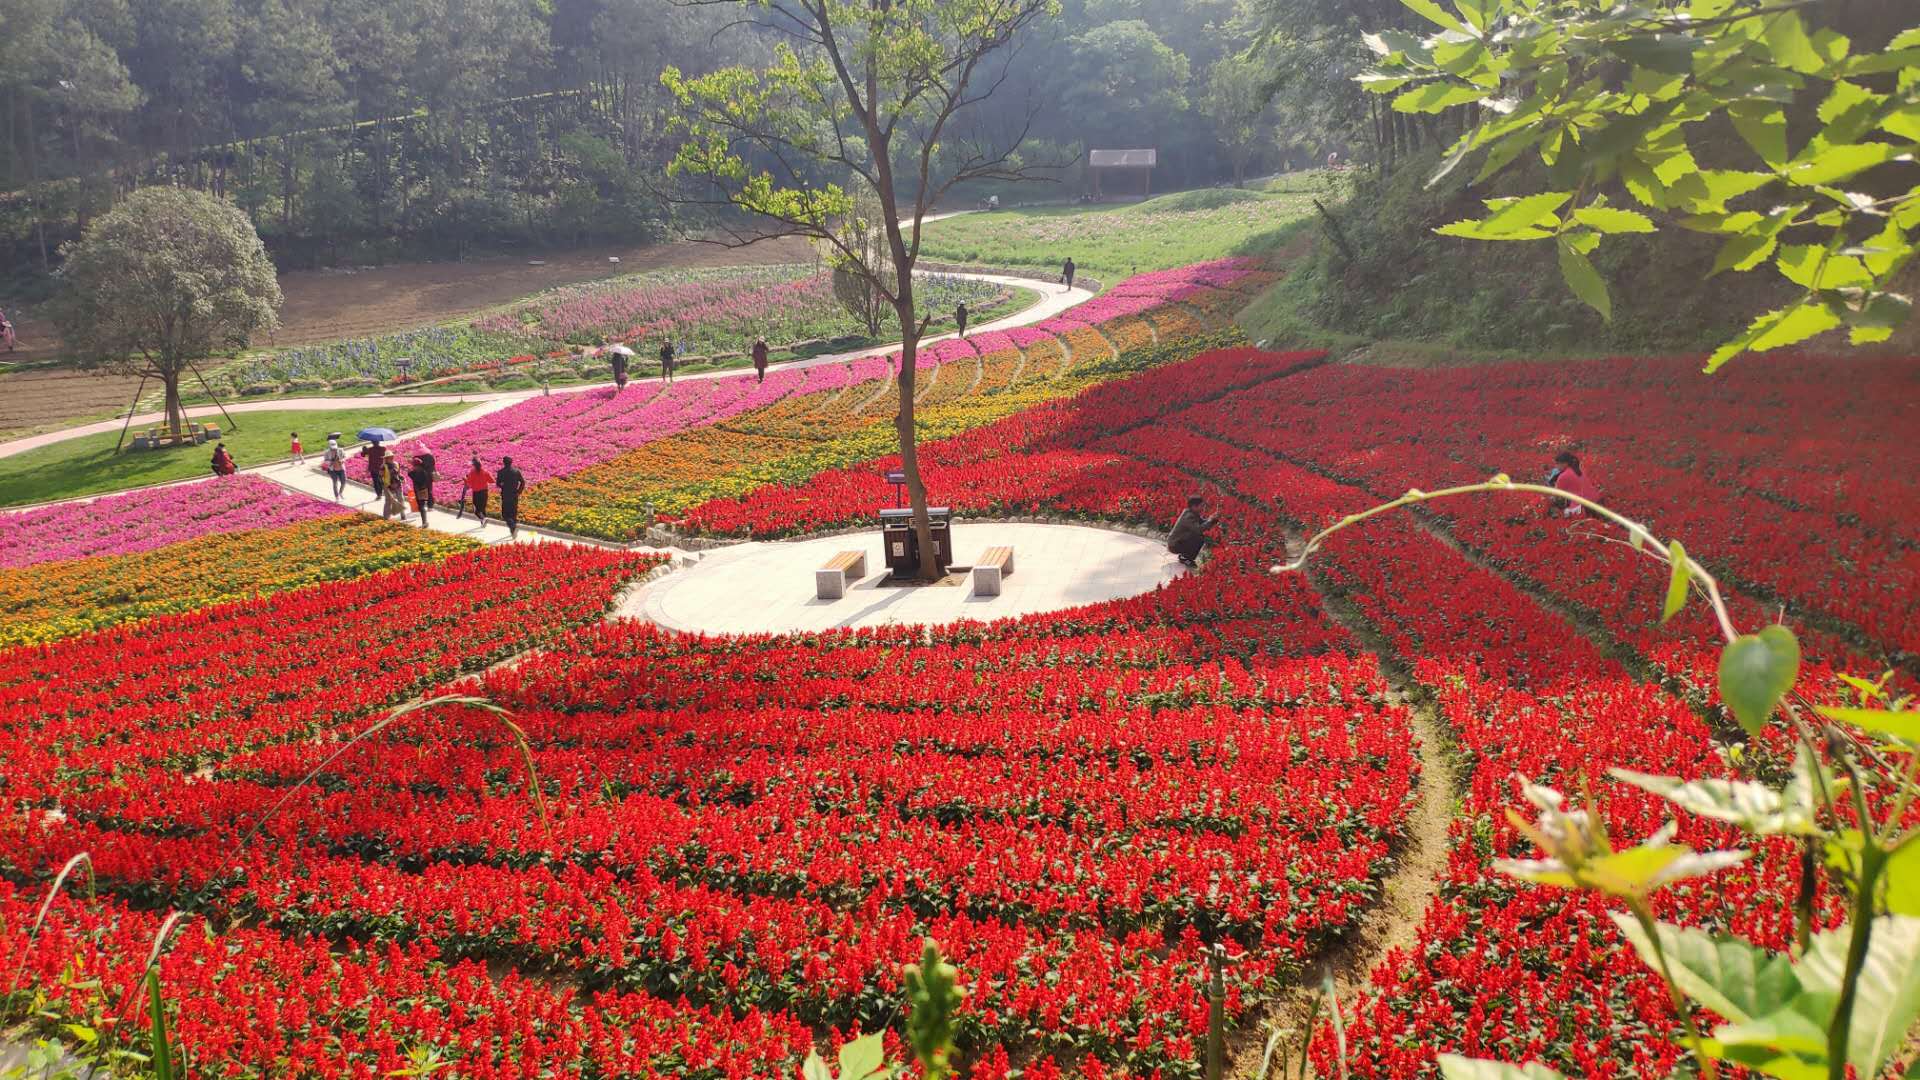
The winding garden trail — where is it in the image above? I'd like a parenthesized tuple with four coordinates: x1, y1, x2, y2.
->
(0, 271, 1092, 463)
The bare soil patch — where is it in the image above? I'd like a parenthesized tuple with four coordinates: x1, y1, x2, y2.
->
(264, 235, 816, 348)
(0, 235, 816, 439)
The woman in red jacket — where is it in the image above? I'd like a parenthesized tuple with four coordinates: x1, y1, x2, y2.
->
(464, 456, 492, 526)
(1547, 451, 1598, 516)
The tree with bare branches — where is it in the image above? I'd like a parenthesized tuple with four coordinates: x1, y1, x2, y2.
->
(661, 0, 1060, 580)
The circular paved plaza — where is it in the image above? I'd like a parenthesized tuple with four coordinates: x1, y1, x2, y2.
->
(632, 521, 1182, 634)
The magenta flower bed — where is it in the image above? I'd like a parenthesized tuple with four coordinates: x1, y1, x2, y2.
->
(0, 476, 345, 570)
(407, 262, 1251, 500)
(1104, 257, 1259, 299)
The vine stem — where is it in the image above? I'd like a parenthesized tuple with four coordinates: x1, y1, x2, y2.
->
(1630, 899, 1722, 1080)
(1269, 478, 1741, 644)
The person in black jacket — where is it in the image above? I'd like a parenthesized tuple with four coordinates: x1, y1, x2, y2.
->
(417, 446, 437, 511)
(363, 440, 387, 497)
(408, 455, 434, 526)
(1166, 495, 1218, 568)
(496, 456, 526, 539)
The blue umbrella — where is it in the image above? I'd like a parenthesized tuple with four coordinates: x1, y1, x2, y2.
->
(357, 427, 398, 443)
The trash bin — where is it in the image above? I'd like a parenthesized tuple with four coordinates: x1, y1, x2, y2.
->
(879, 507, 954, 576)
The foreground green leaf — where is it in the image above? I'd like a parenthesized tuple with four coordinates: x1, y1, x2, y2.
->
(1718, 625, 1801, 733)
(1799, 916, 1920, 1079)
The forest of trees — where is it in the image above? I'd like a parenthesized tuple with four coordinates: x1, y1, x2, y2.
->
(0, 0, 1391, 282)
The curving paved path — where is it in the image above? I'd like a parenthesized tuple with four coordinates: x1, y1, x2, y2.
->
(0, 272, 1090, 461)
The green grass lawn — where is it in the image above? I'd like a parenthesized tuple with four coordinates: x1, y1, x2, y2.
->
(919, 189, 1318, 283)
(0, 404, 467, 507)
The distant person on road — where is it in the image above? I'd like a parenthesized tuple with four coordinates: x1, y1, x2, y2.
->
(382, 460, 406, 519)
(461, 456, 491, 525)
(1062, 257, 1076, 292)
(210, 442, 236, 477)
(610, 346, 629, 390)
(658, 339, 675, 384)
(322, 437, 347, 499)
(408, 455, 433, 526)
(496, 456, 526, 539)
(0, 309, 14, 352)
(1546, 451, 1599, 517)
(1167, 495, 1219, 568)
(363, 440, 388, 497)
(289, 432, 304, 464)
(955, 301, 969, 338)
(752, 337, 770, 384)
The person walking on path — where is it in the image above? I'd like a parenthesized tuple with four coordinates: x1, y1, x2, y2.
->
(289, 432, 305, 465)
(955, 301, 969, 339)
(1061, 257, 1076, 292)
(0, 308, 15, 352)
(752, 337, 769, 384)
(363, 440, 388, 497)
(658, 339, 675, 384)
(321, 437, 347, 499)
(461, 456, 491, 525)
(610, 346, 629, 390)
(382, 460, 405, 519)
(496, 456, 525, 540)
(417, 445, 438, 512)
(1166, 494, 1218, 568)
(210, 443, 236, 477)
(408, 455, 434, 526)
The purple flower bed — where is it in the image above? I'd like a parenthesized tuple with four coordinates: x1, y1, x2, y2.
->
(0, 476, 346, 570)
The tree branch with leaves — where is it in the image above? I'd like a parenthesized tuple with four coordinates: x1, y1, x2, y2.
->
(1358, 1, 1919, 370)
(661, 0, 1060, 578)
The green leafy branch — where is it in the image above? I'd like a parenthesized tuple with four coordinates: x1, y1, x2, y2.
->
(1358, 0, 1920, 370)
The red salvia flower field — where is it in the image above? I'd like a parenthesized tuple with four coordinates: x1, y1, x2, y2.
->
(3, 275, 1916, 1077)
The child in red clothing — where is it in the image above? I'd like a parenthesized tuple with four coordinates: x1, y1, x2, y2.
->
(290, 432, 304, 464)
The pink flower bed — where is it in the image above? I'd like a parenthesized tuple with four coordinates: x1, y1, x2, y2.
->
(0, 476, 345, 570)
(408, 262, 1253, 500)
(1104, 257, 1259, 300)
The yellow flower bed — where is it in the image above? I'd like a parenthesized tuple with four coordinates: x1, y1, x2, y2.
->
(1103, 317, 1158, 353)
(1022, 337, 1070, 376)
(0, 514, 474, 647)
(1148, 306, 1209, 340)
(1057, 327, 1113, 369)
(521, 427, 811, 529)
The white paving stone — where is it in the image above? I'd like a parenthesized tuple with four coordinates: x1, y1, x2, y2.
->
(627, 522, 1182, 634)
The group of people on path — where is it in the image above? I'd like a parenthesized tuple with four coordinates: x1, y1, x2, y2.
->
(269, 432, 525, 539)
(603, 263, 1081, 391)
(353, 440, 522, 537)
(608, 339, 696, 391)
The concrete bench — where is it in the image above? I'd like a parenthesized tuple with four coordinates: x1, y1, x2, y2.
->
(972, 545, 1015, 596)
(815, 549, 867, 599)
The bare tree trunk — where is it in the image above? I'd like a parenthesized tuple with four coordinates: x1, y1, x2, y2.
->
(161, 369, 186, 436)
(892, 304, 938, 582)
